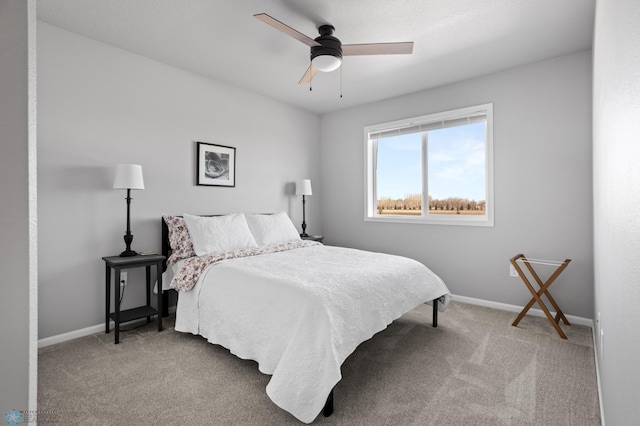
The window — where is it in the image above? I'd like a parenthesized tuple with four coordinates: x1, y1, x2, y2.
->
(365, 103, 493, 226)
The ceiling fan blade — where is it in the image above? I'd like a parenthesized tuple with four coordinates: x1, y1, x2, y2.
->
(298, 65, 318, 84)
(254, 13, 321, 48)
(342, 42, 414, 56)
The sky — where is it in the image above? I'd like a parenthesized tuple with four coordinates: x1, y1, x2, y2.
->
(376, 122, 486, 201)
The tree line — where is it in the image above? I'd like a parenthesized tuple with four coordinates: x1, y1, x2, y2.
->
(377, 194, 485, 213)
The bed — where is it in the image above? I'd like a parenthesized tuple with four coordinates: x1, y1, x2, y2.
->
(161, 212, 451, 423)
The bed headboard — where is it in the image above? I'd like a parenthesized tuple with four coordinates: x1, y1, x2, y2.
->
(161, 216, 171, 272)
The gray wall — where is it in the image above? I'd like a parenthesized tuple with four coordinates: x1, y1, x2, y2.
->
(320, 51, 594, 319)
(0, 0, 37, 413)
(593, 0, 640, 423)
(37, 23, 321, 339)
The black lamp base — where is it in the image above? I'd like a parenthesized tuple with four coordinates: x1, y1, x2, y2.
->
(300, 195, 309, 238)
(119, 231, 137, 257)
(119, 249, 138, 257)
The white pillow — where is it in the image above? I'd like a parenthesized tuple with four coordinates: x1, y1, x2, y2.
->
(182, 213, 258, 256)
(245, 212, 301, 247)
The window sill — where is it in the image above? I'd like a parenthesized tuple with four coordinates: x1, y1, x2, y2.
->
(364, 214, 494, 227)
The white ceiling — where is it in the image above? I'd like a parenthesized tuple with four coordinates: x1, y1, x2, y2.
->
(37, 0, 595, 115)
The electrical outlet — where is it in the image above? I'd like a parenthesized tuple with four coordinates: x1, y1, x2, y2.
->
(120, 272, 128, 287)
(509, 264, 519, 277)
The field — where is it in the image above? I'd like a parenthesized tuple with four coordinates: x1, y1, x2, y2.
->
(378, 209, 485, 216)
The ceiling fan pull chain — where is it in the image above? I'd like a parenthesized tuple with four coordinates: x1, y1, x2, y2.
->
(340, 64, 343, 98)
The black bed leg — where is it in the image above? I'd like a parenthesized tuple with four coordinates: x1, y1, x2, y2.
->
(432, 298, 438, 328)
(323, 389, 334, 417)
(162, 291, 170, 317)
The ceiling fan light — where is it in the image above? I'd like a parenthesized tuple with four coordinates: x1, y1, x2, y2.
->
(312, 54, 342, 72)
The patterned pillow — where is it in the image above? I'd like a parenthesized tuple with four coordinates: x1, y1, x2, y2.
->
(163, 215, 196, 264)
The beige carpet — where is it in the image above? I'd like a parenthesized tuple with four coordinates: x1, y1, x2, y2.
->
(38, 301, 601, 425)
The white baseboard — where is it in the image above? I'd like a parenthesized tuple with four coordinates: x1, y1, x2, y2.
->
(40, 296, 593, 348)
(451, 294, 594, 327)
(38, 306, 176, 349)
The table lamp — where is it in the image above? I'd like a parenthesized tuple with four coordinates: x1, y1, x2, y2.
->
(295, 179, 312, 237)
(113, 164, 144, 257)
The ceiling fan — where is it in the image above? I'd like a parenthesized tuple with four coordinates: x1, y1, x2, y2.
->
(254, 13, 414, 84)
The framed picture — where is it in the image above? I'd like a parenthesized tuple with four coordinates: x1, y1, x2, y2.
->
(196, 142, 236, 187)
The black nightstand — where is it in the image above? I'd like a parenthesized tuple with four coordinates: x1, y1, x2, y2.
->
(301, 235, 324, 243)
(102, 254, 165, 344)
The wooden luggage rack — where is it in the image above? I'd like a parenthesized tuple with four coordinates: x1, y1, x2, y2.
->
(510, 254, 571, 339)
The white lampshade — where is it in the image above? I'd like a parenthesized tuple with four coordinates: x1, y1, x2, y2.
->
(312, 55, 342, 72)
(113, 164, 145, 190)
(296, 179, 312, 196)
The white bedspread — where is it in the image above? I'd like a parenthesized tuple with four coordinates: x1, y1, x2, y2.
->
(174, 244, 450, 423)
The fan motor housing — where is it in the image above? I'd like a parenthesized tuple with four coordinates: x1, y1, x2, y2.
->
(310, 25, 342, 62)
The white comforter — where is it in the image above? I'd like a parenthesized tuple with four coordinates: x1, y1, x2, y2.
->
(173, 244, 450, 423)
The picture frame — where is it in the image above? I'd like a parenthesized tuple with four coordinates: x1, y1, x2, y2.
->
(196, 142, 236, 187)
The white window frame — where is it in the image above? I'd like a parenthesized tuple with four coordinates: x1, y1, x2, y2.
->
(365, 103, 494, 227)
